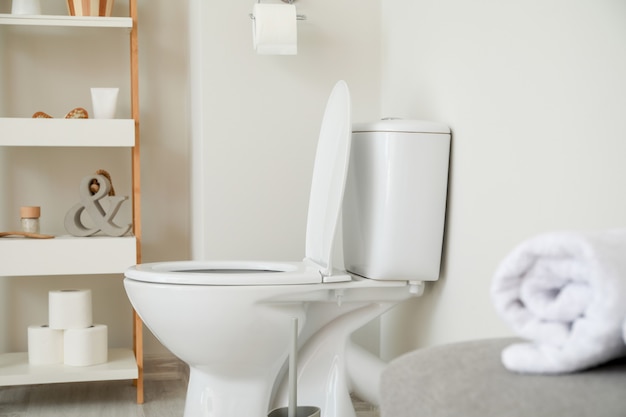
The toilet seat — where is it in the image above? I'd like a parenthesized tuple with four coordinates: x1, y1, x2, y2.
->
(126, 81, 353, 287)
(126, 260, 329, 285)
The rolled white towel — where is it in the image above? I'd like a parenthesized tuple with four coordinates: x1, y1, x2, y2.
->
(491, 228, 626, 374)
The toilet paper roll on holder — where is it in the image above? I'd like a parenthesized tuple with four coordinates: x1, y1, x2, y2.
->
(249, 0, 307, 21)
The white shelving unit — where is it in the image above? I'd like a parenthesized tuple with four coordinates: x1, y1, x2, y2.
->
(0, 4, 143, 404)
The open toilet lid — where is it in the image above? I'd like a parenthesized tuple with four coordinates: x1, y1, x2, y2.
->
(304, 80, 352, 278)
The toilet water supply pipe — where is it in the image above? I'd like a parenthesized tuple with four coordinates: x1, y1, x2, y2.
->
(346, 338, 387, 406)
(346, 283, 425, 406)
(343, 280, 426, 405)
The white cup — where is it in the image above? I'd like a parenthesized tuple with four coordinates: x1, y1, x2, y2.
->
(12, 0, 41, 15)
(90, 88, 119, 119)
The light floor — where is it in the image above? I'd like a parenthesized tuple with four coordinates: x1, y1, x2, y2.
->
(0, 356, 379, 417)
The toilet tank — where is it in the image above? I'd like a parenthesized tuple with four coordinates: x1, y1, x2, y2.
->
(342, 119, 450, 281)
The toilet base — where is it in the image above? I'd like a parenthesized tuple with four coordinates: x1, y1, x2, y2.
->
(184, 367, 275, 417)
(181, 299, 410, 417)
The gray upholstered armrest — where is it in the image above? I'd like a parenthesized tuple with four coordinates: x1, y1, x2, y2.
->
(380, 338, 626, 417)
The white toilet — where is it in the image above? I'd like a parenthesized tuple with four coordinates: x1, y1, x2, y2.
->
(124, 81, 450, 417)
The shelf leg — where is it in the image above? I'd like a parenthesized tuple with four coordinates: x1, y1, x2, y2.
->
(133, 308, 144, 404)
(129, 0, 144, 405)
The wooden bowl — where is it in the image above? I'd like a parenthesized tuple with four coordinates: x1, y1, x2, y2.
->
(67, 0, 114, 17)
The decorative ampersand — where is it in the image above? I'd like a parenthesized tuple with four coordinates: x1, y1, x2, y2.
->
(64, 174, 131, 237)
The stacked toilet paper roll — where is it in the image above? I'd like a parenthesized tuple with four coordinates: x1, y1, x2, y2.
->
(27, 325, 63, 365)
(27, 289, 108, 366)
(252, 3, 298, 55)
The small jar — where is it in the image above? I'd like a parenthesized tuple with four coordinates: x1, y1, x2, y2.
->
(20, 206, 41, 234)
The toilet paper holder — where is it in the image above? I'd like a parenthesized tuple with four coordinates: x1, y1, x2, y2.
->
(249, 0, 307, 21)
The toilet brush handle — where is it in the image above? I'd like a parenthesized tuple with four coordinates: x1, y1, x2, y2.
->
(289, 317, 298, 417)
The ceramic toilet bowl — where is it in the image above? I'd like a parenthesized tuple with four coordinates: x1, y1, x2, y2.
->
(124, 265, 309, 417)
(124, 261, 420, 417)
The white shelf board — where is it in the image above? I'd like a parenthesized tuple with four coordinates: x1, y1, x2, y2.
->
(0, 14, 132, 28)
(0, 348, 138, 386)
(0, 118, 135, 147)
(0, 235, 137, 276)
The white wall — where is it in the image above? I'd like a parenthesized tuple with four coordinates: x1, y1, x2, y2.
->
(379, 0, 626, 358)
(190, 0, 382, 263)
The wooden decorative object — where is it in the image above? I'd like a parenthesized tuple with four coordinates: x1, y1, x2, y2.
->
(67, 0, 114, 17)
(0, 231, 54, 239)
